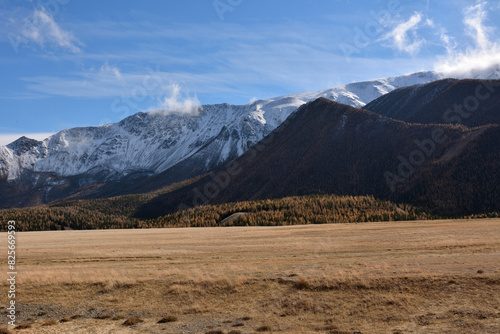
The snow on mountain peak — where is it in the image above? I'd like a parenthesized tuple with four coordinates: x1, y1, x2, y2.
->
(0, 69, 496, 185)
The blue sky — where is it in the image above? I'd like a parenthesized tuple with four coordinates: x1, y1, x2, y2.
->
(1, 0, 500, 145)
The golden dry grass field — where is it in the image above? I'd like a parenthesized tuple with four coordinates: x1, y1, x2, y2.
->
(1, 219, 499, 333)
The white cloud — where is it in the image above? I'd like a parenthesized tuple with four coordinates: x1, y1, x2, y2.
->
(0, 133, 54, 146)
(382, 13, 426, 55)
(435, 1, 500, 77)
(19, 7, 82, 53)
(21, 70, 237, 99)
(149, 83, 202, 116)
(99, 63, 122, 80)
(12, 16, 434, 104)
(464, 2, 491, 51)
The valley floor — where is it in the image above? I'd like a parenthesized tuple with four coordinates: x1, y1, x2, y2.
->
(1, 219, 499, 333)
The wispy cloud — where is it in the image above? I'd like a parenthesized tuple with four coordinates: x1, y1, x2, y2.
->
(439, 29, 457, 54)
(382, 12, 427, 55)
(22, 69, 234, 98)
(149, 83, 202, 116)
(4, 10, 441, 106)
(19, 44, 433, 106)
(435, 1, 500, 77)
(464, 2, 492, 51)
(99, 62, 122, 80)
(18, 7, 82, 53)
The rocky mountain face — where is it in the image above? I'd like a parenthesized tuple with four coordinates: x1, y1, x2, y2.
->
(0, 71, 441, 208)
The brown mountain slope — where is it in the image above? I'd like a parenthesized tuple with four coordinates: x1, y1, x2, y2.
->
(136, 98, 500, 218)
(364, 79, 500, 126)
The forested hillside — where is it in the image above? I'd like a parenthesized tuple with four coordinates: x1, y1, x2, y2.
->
(0, 192, 432, 231)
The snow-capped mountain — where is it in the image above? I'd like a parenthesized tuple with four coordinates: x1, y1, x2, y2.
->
(0, 71, 439, 183)
(2, 68, 498, 207)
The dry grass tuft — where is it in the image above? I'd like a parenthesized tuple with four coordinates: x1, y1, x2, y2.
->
(99, 280, 135, 293)
(111, 314, 126, 320)
(228, 330, 242, 334)
(293, 275, 311, 290)
(167, 284, 190, 294)
(198, 278, 239, 293)
(157, 315, 178, 323)
(42, 319, 58, 326)
(277, 295, 323, 316)
(183, 303, 203, 314)
(14, 323, 32, 330)
(95, 313, 112, 320)
(122, 316, 144, 326)
(59, 317, 71, 323)
(256, 325, 272, 332)
(0, 328, 13, 334)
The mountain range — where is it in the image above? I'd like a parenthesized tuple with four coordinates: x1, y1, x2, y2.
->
(137, 91, 500, 218)
(0, 71, 440, 208)
(1, 69, 499, 213)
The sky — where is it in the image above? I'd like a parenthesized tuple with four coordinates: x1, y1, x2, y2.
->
(0, 0, 500, 145)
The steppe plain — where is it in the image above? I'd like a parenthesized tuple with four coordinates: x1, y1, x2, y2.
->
(1, 219, 499, 333)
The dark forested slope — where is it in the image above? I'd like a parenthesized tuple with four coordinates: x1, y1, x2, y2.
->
(137, 98, 500, 218)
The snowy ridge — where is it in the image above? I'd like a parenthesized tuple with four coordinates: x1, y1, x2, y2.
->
(288, 71, 440, 108)
(2, 69, 496, 185)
